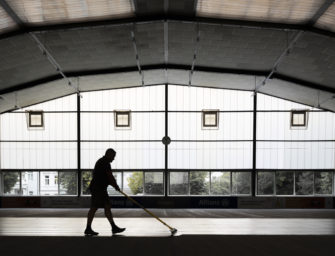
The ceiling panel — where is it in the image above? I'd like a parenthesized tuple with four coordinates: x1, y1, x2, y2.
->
(196, 24, 289, 71)
(315, 2, 335, 32)
(197, 0, 326, 24)
(8, 0, 134, 25)
(35, 24, 136, 72)
(168, 21, 197, 65)
(0, 34, 58, 91)
(135, 22, 165, 65)
(277, 31, 335, 89)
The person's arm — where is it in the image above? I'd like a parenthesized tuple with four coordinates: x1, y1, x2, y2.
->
(107, 171, 121, 191)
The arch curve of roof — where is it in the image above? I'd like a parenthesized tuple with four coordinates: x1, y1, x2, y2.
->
(1, 0, 335, 112)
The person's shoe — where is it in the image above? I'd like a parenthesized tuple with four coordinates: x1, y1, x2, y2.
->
(112, 226, 126, 234)
(84, 228, 99, 236)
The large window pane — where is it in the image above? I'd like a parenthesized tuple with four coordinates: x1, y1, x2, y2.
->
(169, 112, 253, 141)
(232, 172, 251, 195)
(0, 113, 76, 141)
(2, 172, 20, 195)
(81, 86, 165, 111)
(144, 172, 164, 195)
(210, 171, 230, 195)
(276, 171, 294, 195)
(169, 142, 252, 169)
(295, 171, 314, 195)
(82, 171, 92, 195)
(257, 142, 335, 169)
(169, 85, 253, 111)
(123, 172, 143, 195)
(190, 171, 209, 195)
(59, 172, 77, 195)
(107, 172, 122, 195)
(315, 172, 333, 195)
(81, 142, 164, 169)
(257, 172, 274, 195)
(81, 112, 164, 141)
(169, 172, 188, 195)
(21, 171, 39, 196)
(1, 142, 77, 169)
(257, 112, 335, 141)
(40, 171, 58, 195)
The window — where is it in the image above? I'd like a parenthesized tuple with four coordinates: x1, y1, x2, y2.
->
(169, 172, 188, 195)
(54, 175, 58, 185)
(45, 175, 49, 185)
(115, 110, 131, 128)
(27, 111, 44, 128)
(202, 110, 219, 129)
(291, 110, 308, 128)
(257, 172, 274, 195)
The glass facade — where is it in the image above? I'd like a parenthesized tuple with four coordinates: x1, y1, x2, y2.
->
(0, 85, 334, 197)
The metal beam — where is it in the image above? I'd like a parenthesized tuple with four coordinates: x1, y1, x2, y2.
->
(1, 16, 335, 40)
(130, 27, 145, 86)
(2, 64, 335, 96)
(255, 31, 304, 92)
(189, 23, 200, 85)
(0, 0, 24, 27)
(164, 21, 169, 83)
(253, 0, 335, 93)
(308, 0, 335, 26)
(29, 33, 78, 93)
(131, 0, 139, 16)
(193, 0, 198, 16)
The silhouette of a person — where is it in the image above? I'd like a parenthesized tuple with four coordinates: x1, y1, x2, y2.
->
(85, 148, 125, 236)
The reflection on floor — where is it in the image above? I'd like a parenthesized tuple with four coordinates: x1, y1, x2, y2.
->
(0, 209, 335, 256)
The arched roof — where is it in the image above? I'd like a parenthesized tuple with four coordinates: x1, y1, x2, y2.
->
(1, 0, 335, 112)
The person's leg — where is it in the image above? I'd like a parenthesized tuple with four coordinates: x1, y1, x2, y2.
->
(86, 207, 98, 230)
(104, 203, 125, 234)
(104, 203, 116, 228)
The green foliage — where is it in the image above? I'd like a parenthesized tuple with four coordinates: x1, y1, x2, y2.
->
(257, 172, 274, 195)
(296, 171, 313, 195)
(59, 171, 92, 195)
(315, 172, 332, 194)
(276, 171, 294, 195)
(4, 172, 19, 193)
(211, 172, 230, 195)
(127, 172, 143, 195)
(190, 171, 209, 195)
(232, 172, 251, 194)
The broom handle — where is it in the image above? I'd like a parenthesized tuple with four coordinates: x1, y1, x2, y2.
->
(119, 190, 174, 230)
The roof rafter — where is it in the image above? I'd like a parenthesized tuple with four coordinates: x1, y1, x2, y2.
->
(1, 65, 335, 96)
(0, 0, 25, 27)
(255, 0, 335, 93)
(1, 16, 335, 41)
(307, 0, 335, 26)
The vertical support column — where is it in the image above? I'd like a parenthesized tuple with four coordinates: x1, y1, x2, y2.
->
(164, 83, 169, 197)
(77, 93, 81, 197)
(252, 92, 257, 196)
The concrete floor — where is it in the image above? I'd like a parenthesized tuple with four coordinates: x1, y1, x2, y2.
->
(0, 209, 335, 256)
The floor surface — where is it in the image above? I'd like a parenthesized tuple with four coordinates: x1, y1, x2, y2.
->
(0, 209, 334, 256)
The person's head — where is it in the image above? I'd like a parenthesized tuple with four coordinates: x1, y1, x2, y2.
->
(105, 148, 116, 162)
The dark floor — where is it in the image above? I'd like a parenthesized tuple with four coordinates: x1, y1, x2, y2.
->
(1, 235, 334, 256)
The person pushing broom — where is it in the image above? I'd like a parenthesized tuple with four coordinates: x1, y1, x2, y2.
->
(85, 148, 125, 236)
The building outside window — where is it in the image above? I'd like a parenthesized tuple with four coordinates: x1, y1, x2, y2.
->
(45, 175, 49, 185)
